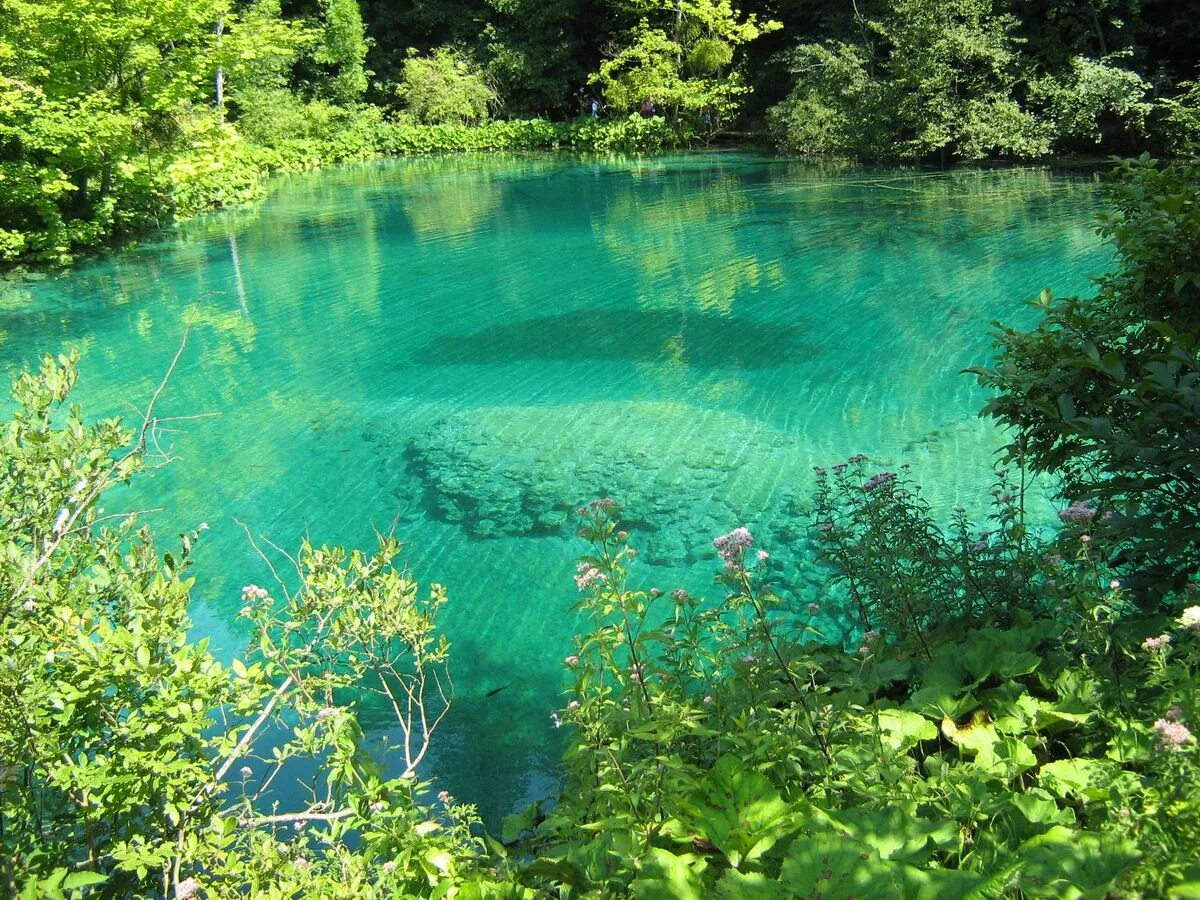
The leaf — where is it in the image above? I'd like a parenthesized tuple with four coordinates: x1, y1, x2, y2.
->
(714, 868, 785, 898)
(1057, 393, 1076, 421)
(631, 849, 706, 900)
(501, 803, 540, 843)
(683, 755, 792, 868)
(777, 833, 904, 899)
(62, 872, 108, 890)
(1010, 825, 1139, 896)
(875, 709, 937, 753)
(823, 804, 957, 864)
(1008, 789, 1075, 826)
(1038, 758, 1122, 804)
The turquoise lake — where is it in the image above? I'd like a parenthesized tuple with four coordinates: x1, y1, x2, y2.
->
(0, 152, 1112, 823)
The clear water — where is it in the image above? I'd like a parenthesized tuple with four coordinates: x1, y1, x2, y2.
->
(0, 153, 1110, 823)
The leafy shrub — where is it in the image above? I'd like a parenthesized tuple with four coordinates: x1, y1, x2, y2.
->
(0, 354, 522, 896)
(1155, 82, 1200, 156)
(394, 48, 498, 126)
(507, 481, 1200, 896)
(768, 0, 1046, 162)
(1029, 55, 1151, 148)
(974, 156, 1200, 594)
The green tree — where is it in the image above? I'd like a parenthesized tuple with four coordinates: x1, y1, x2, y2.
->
(0, 0, 230, 260)
(770, 0, 1048, 160)
(590, 0, 779, 134)
(313, 0, 371, 104)
(395, 47, 497, 125)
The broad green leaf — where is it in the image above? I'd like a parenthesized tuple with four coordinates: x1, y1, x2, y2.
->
(1011, 826, 1140, 896)
(875, 709, 936, 753)
(631, 849, 707, 900)
(823, 804, 957, 864)
(683, 755, 792, 868)
(778, 834, 904, 899)
(714, 868, 784, 898)
(61, 871, 108, 890)
(1038, 758, 1123, 804)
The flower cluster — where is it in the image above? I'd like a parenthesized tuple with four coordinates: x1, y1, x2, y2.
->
(863, 471, 897, 492)
(1142, 634, 1172, 652)
(1154, 717, 1194, 751)
(1057, 500, 1097, 522)
(1178, 606, 1200, 629)
(573, 563, 607, 591)
(713, 527, 754, 571)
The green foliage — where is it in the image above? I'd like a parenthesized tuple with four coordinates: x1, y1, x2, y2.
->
(372, 115, 676, 153)
(395, 47, 497, 126)
(589, 0, 779, 137)
(1157, 82, 1200, 157)
(974, 156, 1200, 593)
(0, 354, 521, 896)
(1029, 54, 1151, 147)
(770, 0, 1049, 161)
(313, 0, 371, 104)
(506, 479, 1200, 895)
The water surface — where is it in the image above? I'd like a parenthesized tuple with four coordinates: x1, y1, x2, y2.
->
(0, 153, 1110, 822)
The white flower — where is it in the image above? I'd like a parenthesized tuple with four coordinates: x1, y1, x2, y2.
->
(1179, 606, 1200, 629)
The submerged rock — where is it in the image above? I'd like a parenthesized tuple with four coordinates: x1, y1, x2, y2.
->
(404, 401, 813, 564)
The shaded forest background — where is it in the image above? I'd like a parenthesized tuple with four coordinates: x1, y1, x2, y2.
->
(3, 0, 1200, 262)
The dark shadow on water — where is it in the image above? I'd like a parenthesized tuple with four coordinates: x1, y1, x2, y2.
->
(412, 308, 809, 370)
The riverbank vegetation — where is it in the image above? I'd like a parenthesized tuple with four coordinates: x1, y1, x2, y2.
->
(2, 155, 1199, 895)
(3, 0, 1200, 263)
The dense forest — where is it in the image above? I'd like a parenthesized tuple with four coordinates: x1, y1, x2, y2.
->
(2, 0, 1200, 262)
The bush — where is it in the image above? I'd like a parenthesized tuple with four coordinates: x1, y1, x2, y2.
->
(1156, 82, 1200, 156)
(0, 354, 521, 896)
(506, 478, 1200, 895)
(974, 156, 1200, 594)
(394, 48, 498, 126)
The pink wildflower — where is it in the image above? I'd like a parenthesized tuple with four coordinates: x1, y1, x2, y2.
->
(714, 527, 754, 569)
(1142, 634, 1172, 652)
(574, 563, 606, 591)
(1058, 501, 1097, 522)
(863, 472, 897, 492)
(1154, 718, 1193, 751)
